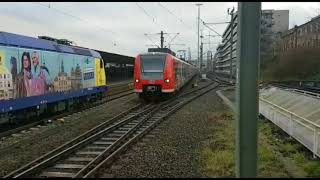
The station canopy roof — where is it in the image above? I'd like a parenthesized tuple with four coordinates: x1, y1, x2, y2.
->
(95, 50, 135, 65)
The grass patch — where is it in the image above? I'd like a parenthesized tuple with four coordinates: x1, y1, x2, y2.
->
(259, 119, 320, 177)
(257, 122, 289, 177)
(201, 148, 234, 177)
(199, 111, 235, 177)
(199, 107, 320, 177)
(199, 111, 291, 177)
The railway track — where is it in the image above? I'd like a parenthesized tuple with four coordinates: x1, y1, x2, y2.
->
(4, 81, 220, 178)
(206, 72, 235, 87)
(0, 87, 134, 139)
(269, 83, 320, 95)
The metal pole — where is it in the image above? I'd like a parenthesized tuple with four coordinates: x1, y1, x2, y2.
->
(229, 8, 234, 81)
(200, 42, 203, 73)
(161, 31, 164, 48)
(208, 31, 211, 51)
(236, 2, 261, 178)
(200, 30, 203, 73)
(198, 5, 200, 68)
(196, 3, 202, 69)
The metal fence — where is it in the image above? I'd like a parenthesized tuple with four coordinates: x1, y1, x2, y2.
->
(259, 95, 320, 158)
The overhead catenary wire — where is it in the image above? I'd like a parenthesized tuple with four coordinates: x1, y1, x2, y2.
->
(135, 2, 176, 46)
(135, 3, 171, 35)
(144, 33, 160, 48)
(34, 2, 126, 50)
(37, 2, 117, 35)
(135, 2, 190, 50)
(157, 2, 197, 35)
(135, 2, 164, 30)
(200, 18, 222, 37)
(156, 2, 201, 57)
(157, 1, 199, 53)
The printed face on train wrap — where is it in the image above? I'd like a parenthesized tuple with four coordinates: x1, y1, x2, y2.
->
(0, 46, 99, 100)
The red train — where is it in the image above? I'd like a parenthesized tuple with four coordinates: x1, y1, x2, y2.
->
(134, 52, 198, 99)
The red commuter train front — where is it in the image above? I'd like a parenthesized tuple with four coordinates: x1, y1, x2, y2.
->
(134, 52, 174, 95)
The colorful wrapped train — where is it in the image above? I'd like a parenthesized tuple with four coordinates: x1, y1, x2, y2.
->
(0, 31, 106, 123)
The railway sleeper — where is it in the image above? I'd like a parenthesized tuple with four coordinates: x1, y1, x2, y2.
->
(130, 120, 140, 124)
(53, 163, 85, 170)
(101, 137, 119, 141)
(43, 165, 80, 174)
(93, 141, 114, 145)
(66, 157, 95, 163)
(76, 151, 102, 156)
(122, 124, 135, 128)
(106, 133, 123, 138)
(40, 171, 75, 178)
(118, 127, 132, 131)
(85, 146, 109, 150)
(151, 114, 163, 118)
(133, 130, 144, 135)
(127, 113, 141, 116)
(111, 130, 128, 134)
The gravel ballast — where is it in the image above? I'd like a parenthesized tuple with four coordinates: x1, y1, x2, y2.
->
(98, 81, 301, 178)
(0, 78, 198, 177)
(99, 81, 227, 178)
(0, 93, 139, 177)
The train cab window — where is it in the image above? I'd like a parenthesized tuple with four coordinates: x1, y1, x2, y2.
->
(140, 54, 166, 80)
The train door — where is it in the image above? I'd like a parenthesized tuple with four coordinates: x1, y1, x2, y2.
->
(174, 60, 179, 89)
(179, 60, 183, 89)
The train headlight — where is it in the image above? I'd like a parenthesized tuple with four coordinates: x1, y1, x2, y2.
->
(135, 79, 139, 83)
(165, 79, 170, 83)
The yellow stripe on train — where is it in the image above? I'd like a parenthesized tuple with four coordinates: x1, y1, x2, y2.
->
(95, 58, 106, 86)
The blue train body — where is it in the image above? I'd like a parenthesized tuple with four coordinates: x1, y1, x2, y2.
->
(0, 31, 107, 117)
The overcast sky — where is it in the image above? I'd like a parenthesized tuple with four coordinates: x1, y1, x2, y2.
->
(0, 2, 319, 59)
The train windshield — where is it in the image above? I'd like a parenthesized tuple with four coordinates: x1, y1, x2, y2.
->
(140, 54, 166, 80)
